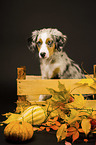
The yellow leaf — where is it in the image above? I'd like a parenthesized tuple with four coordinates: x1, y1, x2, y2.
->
(91, 111, 96, 119)
(64, 109, 79, 124)
(56, 124, 67, 142)
(68, 116, 81, 125)
(66, 94, 85, 109)
(2, 112, 12, 118)
(2, 113, 20, 124)
(78, 111, 90, 117)
(58, 81, 66, 91)
(77, 79, 94, 86)
(81, 119, 91, 135)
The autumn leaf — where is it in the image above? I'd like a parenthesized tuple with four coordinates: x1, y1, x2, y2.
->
(2, 112, 12, 118)
(75, 121, 79, 129)
(65, 141, 72, 145)
(52, 116, 58, 121)
(78, 111, 90, 117)
(72, 130, 79, 142)
(56, 124, 67, 142)
(56, 108, 66, 120)
(33, 127, 39, 131)
(45, 121, 52, 126)
(58, 81, 66, 91)
(67, 132, 74, 137)
(84, 139, 88, 142)
(67, 127, 76, 132)
(51, 125, 59, 130)
(46, 127, 50, 132)
(65, 94, 85, 112)
(55, 121, 61, 126)
(67, 121, 80, 142)
(38, 126, 45, 131)
(78, 128, 84, 133)
(92, 111, 96, 119)
(81, 119, 91, 135)
(47, 82, 71, 105)
(92, 130, 96, 133)
(64, 108, 80, 124)
(2, 113, 20, 124)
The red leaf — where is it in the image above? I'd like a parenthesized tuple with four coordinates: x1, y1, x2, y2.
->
(46, 121, 52, 126)
(46, 127, 50, 132)
(48, 118, 53, 122)
(78, 128, 84, 133)
(84, 139, 88, 142)
(67, 127, 76, 132)
(75, 121, 79, 129)
(55, 121, 61, 126)
(38, 126, 45, 131)
(69, 96, 74, 102)
(72, 131, 79, 142)
(51, 125, 59, 130)
(53, 116, 58, 121)
(67, 132, 73, 137)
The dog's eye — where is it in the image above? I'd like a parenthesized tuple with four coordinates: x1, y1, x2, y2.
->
(37, 41, 42, 47)
(47, 41, 53, 46)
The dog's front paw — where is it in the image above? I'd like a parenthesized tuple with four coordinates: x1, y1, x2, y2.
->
(42, 76, 48, 79)
(39, 95, 52, 101)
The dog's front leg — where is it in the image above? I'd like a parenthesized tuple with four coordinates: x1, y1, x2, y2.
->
(39, 95, 52, 101)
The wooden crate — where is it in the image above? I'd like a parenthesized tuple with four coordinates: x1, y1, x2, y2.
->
(16, 65, 96, 112)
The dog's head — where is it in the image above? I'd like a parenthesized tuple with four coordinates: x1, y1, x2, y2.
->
(28, 28, 67, 59)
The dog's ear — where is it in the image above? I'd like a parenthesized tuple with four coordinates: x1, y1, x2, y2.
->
(55, 35, 67, 51)
(27, 30, 39, 51)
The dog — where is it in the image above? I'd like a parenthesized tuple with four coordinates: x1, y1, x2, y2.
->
(28, 28, 85, 101)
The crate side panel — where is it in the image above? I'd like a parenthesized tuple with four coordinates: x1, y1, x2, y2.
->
(17, 79, 96, 95)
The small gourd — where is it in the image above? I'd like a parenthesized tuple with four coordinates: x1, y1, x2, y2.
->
(4, 121, 33, 142)
(18, 105, 46, 125)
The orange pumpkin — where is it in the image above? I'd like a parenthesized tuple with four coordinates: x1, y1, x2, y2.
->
(4, 121, 34, 142)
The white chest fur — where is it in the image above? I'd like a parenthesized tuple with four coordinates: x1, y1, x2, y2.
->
(40, 52, 68, 79)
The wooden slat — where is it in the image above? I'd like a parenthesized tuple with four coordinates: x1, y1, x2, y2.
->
(85, 100, 96, 109)
(25, 74, 93, 80)
(94, 65, 96, 77)
(17, 66, 26, 101)
(26, 75, 41, 80)
(17, 78, 96, 96)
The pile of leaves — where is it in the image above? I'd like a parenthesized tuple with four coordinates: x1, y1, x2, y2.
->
(1, 79, 96, 145)
(37, 81, 96, 144)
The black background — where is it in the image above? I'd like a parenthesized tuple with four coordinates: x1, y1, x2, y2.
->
(0, 0, 96, 145)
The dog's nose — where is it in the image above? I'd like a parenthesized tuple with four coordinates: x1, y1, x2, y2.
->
(40, 52, 46, 58)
